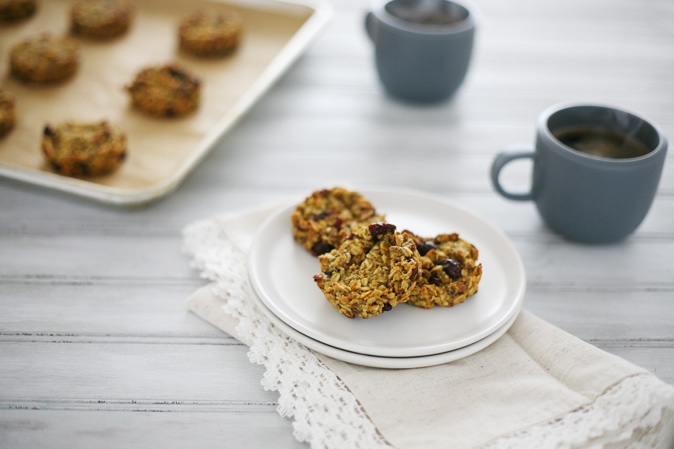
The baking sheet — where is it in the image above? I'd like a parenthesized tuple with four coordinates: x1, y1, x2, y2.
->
(0, 0, 330, 205)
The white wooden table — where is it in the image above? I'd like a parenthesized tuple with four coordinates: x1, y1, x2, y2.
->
(1, 0, 673, 447)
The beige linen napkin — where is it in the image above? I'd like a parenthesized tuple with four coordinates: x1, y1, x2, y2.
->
(183, 201, 674, 449)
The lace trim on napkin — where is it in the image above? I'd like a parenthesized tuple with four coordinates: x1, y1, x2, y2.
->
(183, 218, 393, 449)
(480, 373, 674, 449)
(183, 217, 674, 449)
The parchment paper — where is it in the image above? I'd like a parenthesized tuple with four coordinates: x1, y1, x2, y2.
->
(0, 0, 312, 192)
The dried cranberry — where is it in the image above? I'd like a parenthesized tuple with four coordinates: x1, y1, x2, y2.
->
(382, 303, 393, 312)
(416, 241, 436, 256)
(334, 217, 344, 230)
(311, 241, 334, 256)
(312, 211, 332, 221)
(368, 222, 396, 238)
(436, 258, 462, 280)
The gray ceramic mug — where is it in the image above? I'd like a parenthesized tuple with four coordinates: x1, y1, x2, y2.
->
(491, 103, 668, 243)
(365, 0, 476, 103)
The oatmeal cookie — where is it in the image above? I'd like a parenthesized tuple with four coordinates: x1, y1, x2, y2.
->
(0, 90, 16, 138)
(71, 0, 133, 39)
(406, 233, 482, 308)
(313, 223, 422, 319)
(126, 64, 201, 117)
(41, 121, 127, 177)
(0, 0, 36, 24)
(179, 9, 242, 57)
(10, 34, 80, 84)
(292, 187, 386, 256)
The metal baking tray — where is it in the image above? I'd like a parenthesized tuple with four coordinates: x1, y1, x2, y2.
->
(0, 0, 331, 205)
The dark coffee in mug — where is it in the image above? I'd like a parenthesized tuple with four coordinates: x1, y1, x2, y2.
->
(385, 1, 467, 25)
(553, 126, 652, 159)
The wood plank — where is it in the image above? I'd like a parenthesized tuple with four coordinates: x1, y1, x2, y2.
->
(0, 283, 672, 341)
(0, 408, 306, 449)
(0, 342, 275, 402)
(4, 177, 673, 237)
(2, 215, 674, 282)
(0, 283, 215, 337)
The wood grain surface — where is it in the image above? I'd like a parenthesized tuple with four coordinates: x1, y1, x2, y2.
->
(1, 0, 673, 447)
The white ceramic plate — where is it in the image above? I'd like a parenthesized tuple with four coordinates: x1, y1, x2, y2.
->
(248, 186, 526, 358)
(249, 284, 521, 369)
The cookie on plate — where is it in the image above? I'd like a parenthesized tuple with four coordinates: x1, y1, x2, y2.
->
(41, 121, 127, 177)
(10, 34, 80, 84)
(292, 187, 386, 256)
(179, 9, 242, 57)
(406, 232, 482, 308)
(0, 0, 36, 24)
(126, 63, 201, 117)
(0, 90, 16, 138)
(313, 223, 422, 319)
(70, 0, 133, 39)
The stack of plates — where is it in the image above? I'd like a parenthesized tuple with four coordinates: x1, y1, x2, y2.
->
(248, 188, 526, 369)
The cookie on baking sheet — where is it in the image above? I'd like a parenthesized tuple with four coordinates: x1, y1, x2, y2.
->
(406, 232, 482, 309)
(0, 90, 16, 138)
(179, 8, 242, 57)
(71, 0, 133, 39)
(10, 34, 80, 84)
(292, 187, 386, 256)
(0, 0, 36, 24)
(126, 63, 201, 117)
(41, 121, 127, 177)
(313, 223, 422, 319)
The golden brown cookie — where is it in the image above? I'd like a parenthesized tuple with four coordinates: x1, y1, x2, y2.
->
(0, 0, 36, 24)
(9, 34, 80, 84)
(313, 223, 422, 319)
(71, 0, 133, 39)
(41, 121, 127, 177)
(291, 187, 386, 256)
(179, 9, 242, 57)
(406, 233, 482, 308)
(126, 64, 201, 117)
(0, 90, 16, 138)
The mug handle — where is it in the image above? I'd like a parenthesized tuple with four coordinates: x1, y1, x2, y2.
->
(365, 12, 377, 41)
(490, 151, 534, 201)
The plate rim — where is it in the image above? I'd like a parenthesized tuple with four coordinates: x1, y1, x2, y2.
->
(250, 282, 522, 369)
(248, 185, 527, 357)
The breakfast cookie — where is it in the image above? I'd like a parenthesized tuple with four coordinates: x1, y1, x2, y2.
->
(0, 0, 36, 24)
(313, 223, 422, 319)
(179, 9, 242, 57)
(71, 0, 133, 39)
(406, 232, 482, 308)
(10, 34, 80, 84)
(126, 64, 201, 117)
(292, 187, 386, 256)
(0, 90, 16, 138)
(41, 121, 127, 177)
